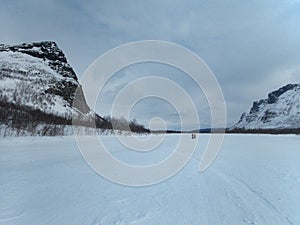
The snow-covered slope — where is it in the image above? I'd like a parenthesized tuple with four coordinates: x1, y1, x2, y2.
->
(0, 41, 90, 116)
(0, 41, 106, 135)
(232, 84, 300, 130)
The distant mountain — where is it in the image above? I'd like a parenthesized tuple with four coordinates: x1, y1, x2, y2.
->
(231, 84, 300, 133)
(0, 41, 108, 135)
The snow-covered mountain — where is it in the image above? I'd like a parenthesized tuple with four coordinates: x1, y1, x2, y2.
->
(0, 41, 90, 115)
(0, 41, 106, 135)
(232, 84, 300, 130)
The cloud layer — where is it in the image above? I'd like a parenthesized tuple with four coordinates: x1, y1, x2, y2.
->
(1, 0, 300, 128)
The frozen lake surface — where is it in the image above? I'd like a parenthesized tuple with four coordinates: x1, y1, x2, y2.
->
(1, 134, 300, 225)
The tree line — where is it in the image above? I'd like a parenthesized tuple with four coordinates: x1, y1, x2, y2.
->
(0, 98, 149, 136)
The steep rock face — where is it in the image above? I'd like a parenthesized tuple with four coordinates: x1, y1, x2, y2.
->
(232, 84, 300, 130)
(0, 41, 96, 134)
(0, 41, 90, 113)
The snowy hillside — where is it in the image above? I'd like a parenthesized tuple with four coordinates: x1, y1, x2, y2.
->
(232, 84, 300, 130)
(0, 41, 90, 116)
(1, 134, 299, 225)
(0, 41, 110, 135)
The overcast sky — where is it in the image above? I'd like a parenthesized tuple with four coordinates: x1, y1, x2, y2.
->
(1, 0, 300, 129)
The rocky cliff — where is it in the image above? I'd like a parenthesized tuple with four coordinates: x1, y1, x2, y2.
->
(231, 84, 300, 132)
(0, 41, 106, 135)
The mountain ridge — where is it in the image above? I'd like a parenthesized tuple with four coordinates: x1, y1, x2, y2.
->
(231, 83, 300, 132)
(0, 41, 106, 135)
(0, 41, 149, 136)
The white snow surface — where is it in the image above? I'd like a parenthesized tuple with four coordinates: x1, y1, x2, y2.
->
(1, 134, 300, 225)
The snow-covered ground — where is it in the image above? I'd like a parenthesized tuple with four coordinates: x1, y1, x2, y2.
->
(1, 134, 300, 225)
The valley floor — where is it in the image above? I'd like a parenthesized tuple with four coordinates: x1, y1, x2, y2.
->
(1, 134, 300, 225)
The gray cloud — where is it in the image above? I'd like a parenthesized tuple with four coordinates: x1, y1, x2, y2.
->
(1, 0, 300, 128)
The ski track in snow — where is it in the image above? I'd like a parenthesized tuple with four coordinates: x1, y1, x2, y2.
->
(211, 169, 294, 225)
(1, 134, 300, 225)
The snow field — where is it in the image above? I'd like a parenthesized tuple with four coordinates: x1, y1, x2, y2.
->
(1, 134, 300, 225)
